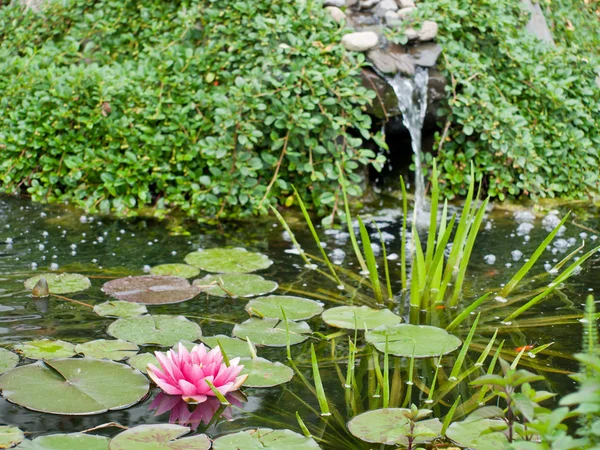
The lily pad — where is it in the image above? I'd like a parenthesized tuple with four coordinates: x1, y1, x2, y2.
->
(322, 306, 401, 330)
(184, 248, 272, 274)
(75, 339, 139, 361)
(102, 276, 202, 305)
(0, 348, 19, 374)
(193, 274, 277, 298)
(24, 273, 91, 295)
(150, 264, 200, 279)
(94, 301, 148, 318)
(127, 353, 158, 374)
(108, 315, 202, 347)
(0, 358, 149, 415)
(213, 428, 320, 450)
(347, 408, 442, 446)
(446, 407, 508, 449)
(365, 324, 462, 358)
(16, 433, 109, 450)
(109, 424, 210, 450)
(246, 296, 323, 321)
(201, 335, 256, 358)
(232, 318, 311, 347)
(14, 339, 76, 360)
(239, 357, 294, 388)
(0, 426, 24, 448)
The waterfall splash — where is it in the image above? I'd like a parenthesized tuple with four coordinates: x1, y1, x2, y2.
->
(387, 67, 429, 215)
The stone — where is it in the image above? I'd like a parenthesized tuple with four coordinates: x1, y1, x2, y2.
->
(521, 0, 555, 45)
(404, 27, 419, 40)
(384, 11, 402, 26)
(359, 0, 380, 9)
(393, 53, 415, 76)
(397, 6, 415, 17)
(325, 6, 346, 22)
(324, 0, 346, 6)
(341, 31, 379, 51)
(418, 20, 438, 41)
(409, 43, 442, 67)
(346, 0, 359, 6)
(396, 0, 416, 7)
(367, 49, 398, 74)
(375, 0, 398, 16)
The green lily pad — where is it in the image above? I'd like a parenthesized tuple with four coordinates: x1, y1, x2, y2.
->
(109, 424, 210, 450)
(24, 273, 91, 295)
(150, 264, 200, 279)
(232, 318, 311, 347)
(107, 315, 202, 347)
(0, 348, 19, 374)
(201, 335, 256, 358)
(322, 306, 402, 330)
(239, 357, 294, 388)
(0, 358, 149, 415)
(365, 324, 462, 358)
(94, 301, 148, 318)
(245, 296, 323, 321)
(193, 274, 277, 298)
(16, 433, 109, 450)
(446, 407, 508, 449)
(347, 408, 442, 446)
(102, 276, 202, 305)
(184, 248, 272, 274)
(14, 339, 76, 360)
(0, 426, 24, 448)
(212, 428, 320, 450)
(127, 353, 158, 374)
(75, 339, 139, 361)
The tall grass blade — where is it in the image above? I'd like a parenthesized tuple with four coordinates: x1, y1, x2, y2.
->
(476, 341, 504, 404)
(383, 336, 390, 408)
(425, 161, 439, 270)
(442, 396, 462, 435)
(427, 356, 442, 403)
(431, 201, 449, 291)
(552, 240, 585, 273)
(269, 205, 312, 267)
(449, 313, 480, 381)
(281, 306, 292, 361)
(215, 338, 231, 367)
(311, 343, 331, 416)
(296, 412, 312, 438)
(374, 221, 393, 299)
(358, 216, 383, 303)
(446, 293, 491, 332)
(402, 353, 415, 408)
(338, 164, 368, 273)
(400, 176, 408, 290)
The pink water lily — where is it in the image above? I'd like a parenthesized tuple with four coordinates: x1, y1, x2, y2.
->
(147, 343, 248, 403)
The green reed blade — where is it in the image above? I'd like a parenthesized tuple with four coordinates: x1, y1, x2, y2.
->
(338, 164, 368, 273)
(402, 352, 415, 408)
(431, 201, 449, 291)
(449, 313, 480, 381)
(427, 355, 442, 403)
(246, 337, 257, 359)
(281, 306, 292, 361)
(552, 239, 585, 273)
(374, 221, 393, 300)
(296, 412, 312, 438)
(205, 379, 230, 404)
(477, 340, 504, 404)
(311, 343, 331, 416)
(423, 214, 456, 295)
(500, 213, 570, 298)
(269, 205, 313, 267)
(358, 216, 383, 303)
(442, 395, 462, 435)
(476, 329, 498, 366)
(215, 338, 231, 367)
(345, 336, 356, 389)
(425, 161, 439, 270)
(383, 336, 390, 408)
(446, 293, 491, 332)
(400, 176, 408, 290)
(390, 358, 403, 407)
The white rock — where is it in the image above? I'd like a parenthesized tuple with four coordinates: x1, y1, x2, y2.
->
(384, 10, 402, 26)
(324, 0, 345, 6)
(404, 27, 419, 40)
(359, 0, 380, 9)
(341, 31, 379, 51)
(397, 0, 416, 7)
(376, 0, 398, 13)
(418, 20, 438, 41)
(397, 6, 415, 17)
(325, 6, 346, 22)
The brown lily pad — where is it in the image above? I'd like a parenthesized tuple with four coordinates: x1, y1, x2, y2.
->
(102, 276, 203, 305)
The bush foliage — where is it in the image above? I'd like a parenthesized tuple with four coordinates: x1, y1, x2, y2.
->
(0, 0, 383, 217)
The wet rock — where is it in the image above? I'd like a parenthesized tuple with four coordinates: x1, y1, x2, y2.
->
(346, 0, 359, 6)
(342, 31, 379, 51)
(348, 11, 381, 27)
(325, 6, 346, 22)
(375, 0, 398, 16)
(394, 53, 415, 76)
(367, 49, 398, 74)
(418, 20, 439, 41)
(397, 6, 415, 18)
(324, 0, 346, 6)
(404, 27, 420, 40)
(396, 0, 416, 7)
(409, 43, 442, 67)
(359, 0, 380, 9)
(384, 10, 403, 26)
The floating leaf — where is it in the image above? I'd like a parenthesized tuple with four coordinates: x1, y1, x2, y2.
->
(347, 408, 442, 446)
(109, 424, 210, 450)
(150, 264, 200, 279)
(16, 433, 109, 450)
(0, 426, 24, 448)
(239, 357, 294, 388)
(246, 296, 323, 321)
(127, 353, 158, 374)
(14, 339, 76, 360)
(0, 348, 19, 374)
(446, 408, 508, 449)
(102, 276, 202, 305)
(108, 315, 202, 347)
(94, 301, 148, 318)
(365, 324, 462, 358)
(201, 336, 256, 358)
(24, 273, 91, 295)
(232, 318, 310, 347)
(193, 274, 277, 298)
(184, 248, 272, 273)
(0, 358, 148, 415)
(212, 428, 320, 450)
(322, 306, 402, 330)
(75, 339, 139, 361)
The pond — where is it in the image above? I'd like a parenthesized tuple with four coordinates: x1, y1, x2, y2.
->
(0, 192, 597, 449)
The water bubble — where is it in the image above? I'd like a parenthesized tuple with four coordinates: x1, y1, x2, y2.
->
(329, 248, 346, 265)
(567, 237, 577, 246)
(494, 296, 507, 303)
(42, 231, 49, 237)
(553, 238, 569, 252)
(387, 253, 399, 261)
(370, 243, 381, 256)
(38, 244, 45, 251)
(97, 236, 104, 243)
(320, 242, 327, 249)
(52, 255, 57, 259)
(120, 229, 126, 235)
(516, 222, 534, 236)
(483, 254, 496, 265)
(31, 262, 37, 270)
(511, 250, 523, 261)
(40, 212, 47, 218)
(171, 251, 177, 256)
(592, 235, 598, 241)
(505, 263, 512, 268)
(378, 231, 395, 242)
(282, 231, 292, 242)
(305, 263, 317, 270)
(5, 238, 13, 244)
(484, 221, 493, 231)
(514, 210, 535, 223)
(542, 214, 561, 231)
(580, 232, 589, 240)
(79, 216, 87, 223)
(116, 237, 121, 241)
(70, 244, 77, 250)
(50, 263, 59, 271)
(71, 251, 76, 256)
(143, 265, 151, 273)
(284, 247, 302, 255)
(147, 242, 153, 246)
(92, 259, 98, 263)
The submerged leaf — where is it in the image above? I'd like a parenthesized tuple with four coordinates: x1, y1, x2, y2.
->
(14, 339, 76, 360)
(24, 273, 91, 295)
(102, 276, 203, 305)
(185, 248, 272, 273)
(150, 264, 200, 279)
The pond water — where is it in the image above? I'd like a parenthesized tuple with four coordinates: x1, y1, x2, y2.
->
(0, 194, 597, 448)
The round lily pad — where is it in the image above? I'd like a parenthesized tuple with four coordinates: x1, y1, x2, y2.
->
(245, 296, 323, 321)
(365, 324, 462, 358)
(0, 358, 149, 415)
(239, 357, 294, 388)
(184, 248, 273, 274)
(347, 408, 442, 446)
(194, 274, 277, 298)
(75, 339, 139, 361)
(0, 348, 19, 374)
(213, 428, 320, 450)
(14, 339, 76, 360)
(322, 306, 402, 330)
(0, 426, 24, 448)
(446, 408, 508, 449)
(16, 433, 109, 450)
(94, 301, 148, 318)
(102, 276, 202, 305)
(127, 353, 158, 374)
(233, 318, 311, 347)
(110, 424, 210, 450)
(201, 335, 256, 358)
(150, 264, 200, 279)
(24, 273, 91, 295)
(107, 315, 202, 347)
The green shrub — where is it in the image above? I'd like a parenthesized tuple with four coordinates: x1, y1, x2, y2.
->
(0, 0, 383, 217)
